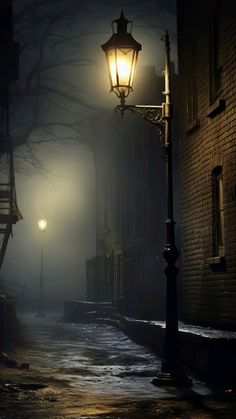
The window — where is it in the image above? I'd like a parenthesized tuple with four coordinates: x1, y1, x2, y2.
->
(212, 166, 225, 257)
(209, 1, 223, 103)
(187, 43, 198, 125)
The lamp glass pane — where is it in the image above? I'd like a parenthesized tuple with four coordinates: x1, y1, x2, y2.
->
(107, 48, 116, 89)
(107, 47, 137, 97)
(116, 48, 134, 87)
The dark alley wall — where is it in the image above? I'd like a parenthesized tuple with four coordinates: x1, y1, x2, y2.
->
(177, 0, 236, 329)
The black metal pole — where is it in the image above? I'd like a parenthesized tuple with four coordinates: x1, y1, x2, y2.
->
(36, 232, 45, 317)
(152, 32, 190, 387)
(103, 21, 191, 386)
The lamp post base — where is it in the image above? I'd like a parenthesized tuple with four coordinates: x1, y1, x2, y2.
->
(152, 370, 192, 388)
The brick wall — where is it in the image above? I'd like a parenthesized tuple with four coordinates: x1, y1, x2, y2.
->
(177, 0, 236, 328)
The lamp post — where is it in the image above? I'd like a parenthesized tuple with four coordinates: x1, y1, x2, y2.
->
(102, 11, 191, 387)
(36, 218, 47, 317)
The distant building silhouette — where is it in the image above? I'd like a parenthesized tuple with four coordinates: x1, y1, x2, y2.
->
(86, 64, 179, 319)
(0, 0, 21, 269)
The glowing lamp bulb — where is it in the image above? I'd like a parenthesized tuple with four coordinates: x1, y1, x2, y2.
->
(38, 219, 47, 232)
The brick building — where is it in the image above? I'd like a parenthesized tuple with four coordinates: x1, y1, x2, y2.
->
(177, 0, 236, 328)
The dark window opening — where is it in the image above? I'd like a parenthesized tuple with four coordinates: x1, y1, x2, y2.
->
(212, 166, 225, 257)
(209, 1, 223, 103)
(187, 43, 198, 124)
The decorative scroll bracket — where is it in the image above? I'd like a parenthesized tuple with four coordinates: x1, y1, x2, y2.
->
(115, 103, 167, 143)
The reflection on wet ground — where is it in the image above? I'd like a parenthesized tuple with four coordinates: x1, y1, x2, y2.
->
(1, 313, 236, 418)
(18, 312, 164, 398)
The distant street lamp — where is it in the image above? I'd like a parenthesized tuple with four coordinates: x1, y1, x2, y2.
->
(36, 218, 47, 317)
(102, 11, 191, 387)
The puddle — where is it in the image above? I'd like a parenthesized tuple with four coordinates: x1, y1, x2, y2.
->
(3, 382, 47, 392)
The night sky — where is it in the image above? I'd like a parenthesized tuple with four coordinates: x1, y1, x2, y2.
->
(1, 0, 177, 307)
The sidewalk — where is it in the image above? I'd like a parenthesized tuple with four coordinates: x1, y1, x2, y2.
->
(1, 311, 236, 418)
(113, 314, 236, 386)
(64, 300, 236, 386)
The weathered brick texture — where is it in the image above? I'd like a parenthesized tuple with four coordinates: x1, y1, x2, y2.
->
(177, 0, 236, 328)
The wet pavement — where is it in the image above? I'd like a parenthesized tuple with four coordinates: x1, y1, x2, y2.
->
(0, 312, 236, 418)
(17, 312, 163, 398)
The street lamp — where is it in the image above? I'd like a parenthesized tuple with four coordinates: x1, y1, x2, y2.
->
(101, 10, 141, 104)
(102, 11, 191, 387)
(36, 218, 47, 317)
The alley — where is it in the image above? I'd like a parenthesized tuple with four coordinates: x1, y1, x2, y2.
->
(16, 312, 162, 397)
(0, 313, 236, 418)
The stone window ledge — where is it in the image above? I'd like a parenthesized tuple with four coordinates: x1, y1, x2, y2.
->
(206, 256, 225, 266)
(207, 99, 226, 118)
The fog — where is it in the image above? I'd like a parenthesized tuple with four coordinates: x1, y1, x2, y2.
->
(0, 0, 177, 309)
(1, 142, 95, 308)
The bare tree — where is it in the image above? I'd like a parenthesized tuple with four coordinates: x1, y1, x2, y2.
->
(10, 0, 176, 172)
